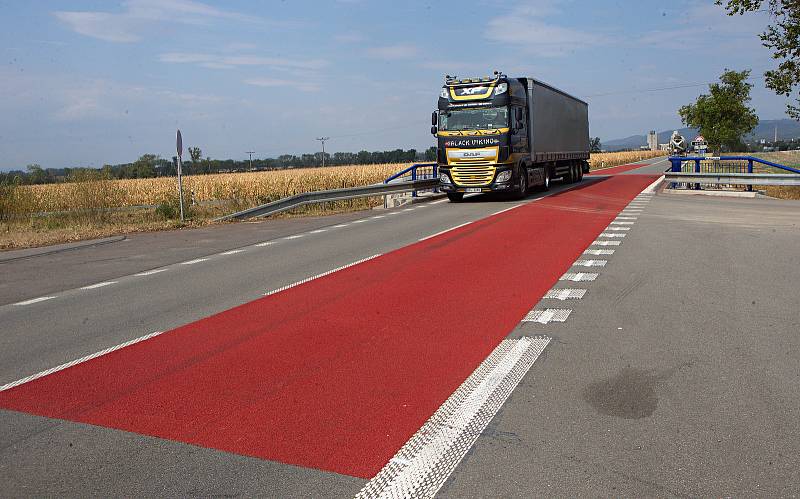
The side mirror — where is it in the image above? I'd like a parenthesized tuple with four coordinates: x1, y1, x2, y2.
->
(431, 111, 437, 126)
(431, 125, 438, 135)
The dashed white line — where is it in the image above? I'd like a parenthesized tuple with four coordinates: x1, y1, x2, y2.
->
(255, 241, 274, 247)
(584, 249, 614, 255)
(134, 268, 168, 276)
(592, 240, 621, 246)
(560, 272, 599, 282)
(616, 216, 638, 220)
(309, 229, 328, 234)
(599, 232, 626, 238)
(544, 289, 587, 300)
(285, 234, 304, 240)
(0, 330, 165, 392)
(611, 221, 635, 225)
(574, 259, 607, 267)
(80, 281, 118, 290)
(403, 208, 415, 212)
(352, 219, 368, 224)
(333, 223, 350, 228)
(606, 227, 630, 231)
(181, 258, 209, 265)
(523, 308, 572, 324)
(220, 249, 245, 255)
(13, 296, 56, 306)
(371, 215, 385, 220)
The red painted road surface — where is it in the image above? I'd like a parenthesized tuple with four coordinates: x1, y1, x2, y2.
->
(588, 162, 657, 176)
(0, 174, 657, 478)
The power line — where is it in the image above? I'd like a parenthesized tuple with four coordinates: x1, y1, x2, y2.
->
(585, 75, 765, 98)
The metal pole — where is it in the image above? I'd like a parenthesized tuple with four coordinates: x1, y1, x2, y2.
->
(177, 156, 185, 222)
(246, 151, 255, 170)
(316, 137, 329, 168)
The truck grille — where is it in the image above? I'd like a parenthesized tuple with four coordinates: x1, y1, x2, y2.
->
(451, 165, 495, 186)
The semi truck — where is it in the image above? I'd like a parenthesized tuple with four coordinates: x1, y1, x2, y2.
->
(432, 72, 590, 202)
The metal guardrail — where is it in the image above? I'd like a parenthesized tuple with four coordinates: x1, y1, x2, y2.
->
(668, 155, 800, 191)
(664, 172, 800, 186)
(385, 162, 438, 197)
(215, 177, 440, 221)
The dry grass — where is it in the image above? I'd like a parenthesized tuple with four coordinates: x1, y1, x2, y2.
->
(589, 150, 666, 170)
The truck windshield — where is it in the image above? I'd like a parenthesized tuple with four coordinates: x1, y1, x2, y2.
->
(438, 107, 509, 131)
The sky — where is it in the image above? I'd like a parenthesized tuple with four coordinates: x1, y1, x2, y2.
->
(0, 0, 786, 170)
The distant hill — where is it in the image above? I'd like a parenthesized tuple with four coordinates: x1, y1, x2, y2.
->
(602, 119, 800, 151)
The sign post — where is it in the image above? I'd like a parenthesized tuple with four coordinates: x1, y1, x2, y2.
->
(176, 129, 185, 222)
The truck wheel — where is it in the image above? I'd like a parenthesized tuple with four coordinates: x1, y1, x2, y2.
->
(447, 193, 464, 203)
(577, 164, 584, 182)
(515, 166, 529, 199)
(541, 167, 551, 191)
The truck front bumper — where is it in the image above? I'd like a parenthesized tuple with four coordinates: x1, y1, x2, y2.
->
(438, 165, 514, 193)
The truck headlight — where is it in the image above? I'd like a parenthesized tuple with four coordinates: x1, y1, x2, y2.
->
(494, 82, 508, 95)
(439, 173, 452, 184)
(440, 88, 448, 98)
(496, 170, 511, 182)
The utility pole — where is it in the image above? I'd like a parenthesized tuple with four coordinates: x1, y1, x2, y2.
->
(316, 137, 330, 167)
(246, 151, 255, 170)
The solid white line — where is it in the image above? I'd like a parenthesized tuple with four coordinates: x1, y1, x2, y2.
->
(263, 254, 381, 297)
(431, 198, 449, 204)
(371, 215, 385, 220)
(418, 221, 473, 241)
(181, 258, 209, 265)
(0, 330, 165, 392)
(386, 211, 402, 216)
(643, 174, 666, 193)
(356, 336, 550, 499)
(220, 249, 244, 255)
(80, 281, 117, 290)
(13, 296, 56, 306)
(134, 268, 168, 276)
(491, 204, 524, 216)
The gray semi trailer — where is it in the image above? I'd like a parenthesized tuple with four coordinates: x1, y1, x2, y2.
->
(432, 72, 590, 202)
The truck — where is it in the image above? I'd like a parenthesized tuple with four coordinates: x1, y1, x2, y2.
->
(432, 72, 590, 202)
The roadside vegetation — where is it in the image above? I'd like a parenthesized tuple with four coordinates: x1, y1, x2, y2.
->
(2, 151, 665, 250)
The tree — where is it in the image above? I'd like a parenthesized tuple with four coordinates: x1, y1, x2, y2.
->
(131, 154, 158, 178)
(188, 147, 202, 175)
(678, 69, 759, 152)
(590, 137, 602, 153)
(26, 164, 47, 184)
(717, 0, 800, 119)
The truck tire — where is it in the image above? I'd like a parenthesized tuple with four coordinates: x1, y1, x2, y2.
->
(514, 166, 529, 199)
(577, 164, 584, 181)
(447, 193, 464, 203)
(540, 166, 551, 191)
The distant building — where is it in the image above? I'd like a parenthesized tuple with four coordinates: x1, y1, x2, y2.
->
(647, 130, 658, 151)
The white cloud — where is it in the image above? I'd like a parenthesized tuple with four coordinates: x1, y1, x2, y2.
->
(54, 0, 256, 43)
(366, 44, 418, 60)
(244, 78, 319, 92)
(484, 2, 608, 57)
(159, 52, 328, 71)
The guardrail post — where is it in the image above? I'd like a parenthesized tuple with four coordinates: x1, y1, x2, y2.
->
(747, 159, 754, 192)
(433, 164, 439, 193)
(694, 159, 701, 190)
(411, 165, 418, 197)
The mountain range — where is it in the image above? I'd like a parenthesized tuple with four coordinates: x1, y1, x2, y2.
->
(602, 119, 800, 151)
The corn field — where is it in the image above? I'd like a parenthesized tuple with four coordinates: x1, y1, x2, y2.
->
(589, 150, 666, 170)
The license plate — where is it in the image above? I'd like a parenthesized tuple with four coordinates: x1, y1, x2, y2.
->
(465, 188, 482, 193)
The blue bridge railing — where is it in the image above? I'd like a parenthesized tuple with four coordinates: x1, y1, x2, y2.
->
(385, 162, 438, 197)
(668, 155, 800, 191)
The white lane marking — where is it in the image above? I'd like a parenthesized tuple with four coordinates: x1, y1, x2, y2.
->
(285, 234, 304, 240)
(135, 268, 168, 276)
(523, 308, 571, 324)
(643, 174, 665, 193)
(606, 227, 630, 231)
(181, 258, 209, 265)
(333, 223, 350, 228)
(584, 249, 614, 255)
(616, 216, 637, 220)
(13, 296, 56, 306)
(592, 240, 621, 246)
(356, 336, 550, 499)
(431, 198, 449, 204)
(574, 259, 607, 267)
(371, 215, 385, 220)
(403, 208, 415, 212)
(387, 212, 402, 216)
(560, 272, 598, 282)
(599, 232, 626, 238)
(0, 330, 164, 392)
(220, 249, 244, 256)
(255, 241, 274, 247)
(309, 229, 328, 234)
(491, 204, 524, 216)
(419, 221, 473, 242)
(264, 254, 381, 297)
(80, 281, 118, 290)
(544, 289, 587, 300)
(622, 209, 643, 212)
(611, 221, 635, 225)
(352, 219, 368, 224)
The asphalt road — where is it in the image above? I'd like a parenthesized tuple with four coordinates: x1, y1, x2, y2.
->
(3, 157, 798, 497)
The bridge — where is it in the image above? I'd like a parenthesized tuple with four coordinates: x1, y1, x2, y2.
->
(1, 156, 799, 497)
